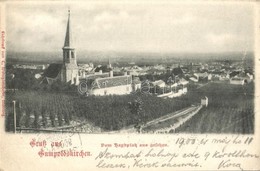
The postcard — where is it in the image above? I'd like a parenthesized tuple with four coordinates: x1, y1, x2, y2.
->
(0, 1, 259, 171)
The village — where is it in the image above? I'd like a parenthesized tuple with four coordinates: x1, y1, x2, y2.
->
(5, 10, 254, 134)
(12, 57, 254, 98)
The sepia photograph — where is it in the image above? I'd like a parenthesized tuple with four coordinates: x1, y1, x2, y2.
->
(5, 2, 255, 134)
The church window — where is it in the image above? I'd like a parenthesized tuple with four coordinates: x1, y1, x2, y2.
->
(71, 51, 74, 58)
(66, 51, 69, 59)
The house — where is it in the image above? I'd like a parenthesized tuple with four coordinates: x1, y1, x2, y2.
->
(88, 73, 133, 96)
(124, 65, 146, 76)
(189, 63, 202, 72)
(230, 78, 245, 85)
(172, 67, 184, 77)
(194, 72, 212, 82)
(147, 68, 165, 75)
(94, 65, 111, 73)
(151, 80, 166, 88)
(132, 77, 142, 91)
(127, 70, 139, 76)
(246, 73, 254, 80)
(237, 72, 253, 83)
(178, 78, 189, 85)
(229, 71, 253, 85)
(201, 96, 208, 107)
(171, 82, 178, 92)
(189, 77, 198, 82)
(78, 63, 94, 72)
(219, 72, 230, 81)
(229, 71, 240, 78)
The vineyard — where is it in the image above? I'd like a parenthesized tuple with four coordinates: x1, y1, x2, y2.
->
(175, 82, 254, 134)
(5, 81, 254, 133)
(5, 90, 193, 132)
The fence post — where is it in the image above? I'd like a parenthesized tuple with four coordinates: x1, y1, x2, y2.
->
(13, 100, 16, 134)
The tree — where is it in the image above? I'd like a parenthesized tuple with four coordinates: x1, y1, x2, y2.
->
(63, 109, 70, 125)
(49, 106, 56, 127)
(33, 110, 40, 128)
(57, 110, 63, 126)
(128, 97, 145, 125)
(25, 104, 31, 128)
(41, 105, 47, 127)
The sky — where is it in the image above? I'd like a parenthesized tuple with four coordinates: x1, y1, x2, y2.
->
(7, 2, 255, 53)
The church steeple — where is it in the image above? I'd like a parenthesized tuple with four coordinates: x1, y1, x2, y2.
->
(62, 9, 77, 66)
(64, 9, 72, 48)
(61, 9, 78, 83)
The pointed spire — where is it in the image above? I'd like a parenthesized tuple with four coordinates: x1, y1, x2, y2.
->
(64, 9, 72, 47)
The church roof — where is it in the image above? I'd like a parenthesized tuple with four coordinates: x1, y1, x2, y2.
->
(44, 64, 62, 79)
(64, 10, 73, 48)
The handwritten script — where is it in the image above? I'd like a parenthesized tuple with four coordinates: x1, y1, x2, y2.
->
(94, 135, 259, 170)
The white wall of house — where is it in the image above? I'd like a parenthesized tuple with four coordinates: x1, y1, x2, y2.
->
(152, 80, 165, 88)
(90, 85, 133, 96)
(208, 74, 212, 80)
(157, 82, 166, 88)
(189, 77, 198, 82)
(182, 87, 188, 94)
(230, 79, 244, 85)
(201, 97, 208, 107)
(247, 73, 253, 80)
(133, 83, 141, 91)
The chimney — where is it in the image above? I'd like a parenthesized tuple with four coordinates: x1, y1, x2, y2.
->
(124, 71, 127, 76)
(99, 70, 102, 74)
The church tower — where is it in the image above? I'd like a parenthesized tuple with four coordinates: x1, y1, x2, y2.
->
(61, 10, 78, 83)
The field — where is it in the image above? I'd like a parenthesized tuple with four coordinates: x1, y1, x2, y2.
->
(176, 82, 254, 134)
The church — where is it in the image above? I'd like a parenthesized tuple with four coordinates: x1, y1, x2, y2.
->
(60, 10, 79, 84)
(44, 10, 141, 95)
(44, 10, 79, 85)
